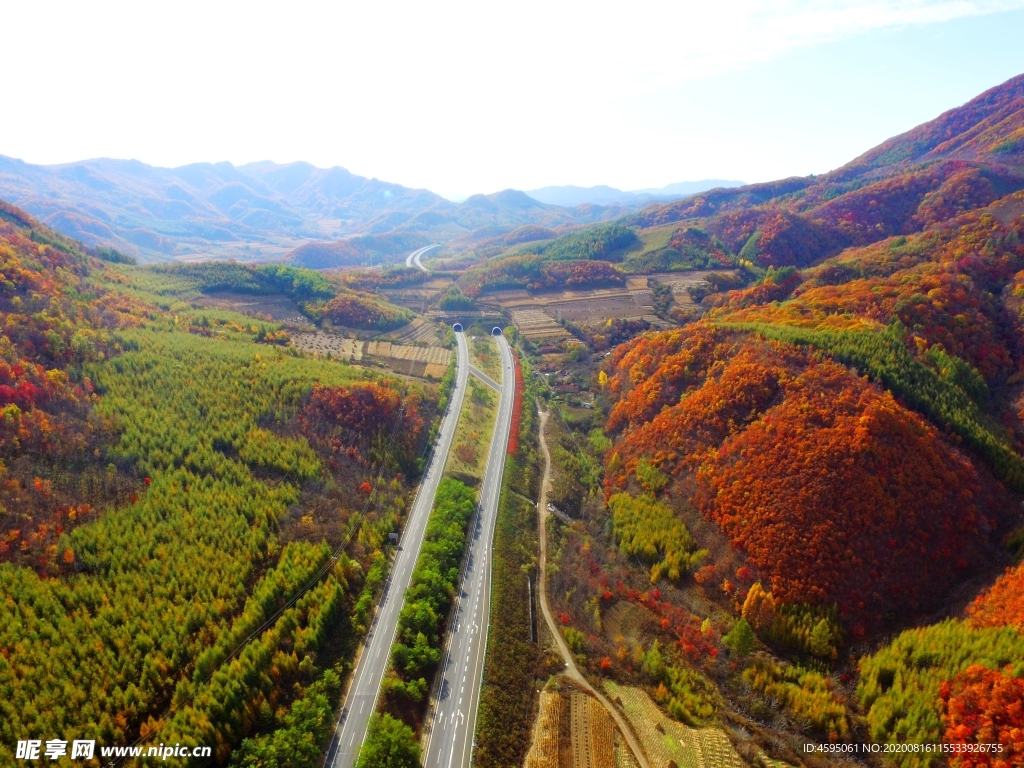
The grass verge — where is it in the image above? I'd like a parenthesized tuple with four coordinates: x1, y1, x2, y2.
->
(444, 376, 498, 484)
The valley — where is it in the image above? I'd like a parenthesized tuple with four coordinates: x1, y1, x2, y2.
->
(1, 67, 1024, 768)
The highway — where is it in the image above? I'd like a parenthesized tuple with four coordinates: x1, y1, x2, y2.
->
(405, 244, 441, 271)
(423, 334, 516, 768)
(325, 330, 470, 768)
(468, 365, 500, 392)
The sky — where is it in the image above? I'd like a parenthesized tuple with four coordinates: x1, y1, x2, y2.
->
(2, 1, 1023, 200)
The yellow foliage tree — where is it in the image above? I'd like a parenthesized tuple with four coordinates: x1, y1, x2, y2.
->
(742, 582, 776, 633)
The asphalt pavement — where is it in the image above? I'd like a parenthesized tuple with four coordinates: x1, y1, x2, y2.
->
(423, 335, 516, 768)
(325, 331, 469, 768)
(405, 244, 441, 271)
(468, 365, 501, 392)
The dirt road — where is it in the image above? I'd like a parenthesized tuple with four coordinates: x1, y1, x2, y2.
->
(536, 408, 650, 768)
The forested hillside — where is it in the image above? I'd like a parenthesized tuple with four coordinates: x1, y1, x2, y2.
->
(437, 79, 1024, 305)
(128, 259, 413, 332)
(0, 155, 638, 264)
(0, 201, 435, 764)
(5, 66, 1024, 768)
(620, 74, 1024, 274)
(538, 73, 1024, 767)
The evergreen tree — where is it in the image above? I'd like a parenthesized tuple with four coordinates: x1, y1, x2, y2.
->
(723, 618, 756, 655)
(355, 714, 421, 768)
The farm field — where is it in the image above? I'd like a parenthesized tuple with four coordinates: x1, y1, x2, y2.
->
(382, 277, 455, 312)
(543, 291, 655, 326)
(524, 690, 562, 768)
(522, 685, 623, 768)
(490, 286, 660, 334)
(636, 270, 737, 301)
(632, 222, 679, 256)
(363, 340, 451, 378)
(290, 332, 452, 379)
(603, 682, 745, 768)
(477, 269, 739, 344)
(380, 316, 450, 346)
(570, 691, 617, 768)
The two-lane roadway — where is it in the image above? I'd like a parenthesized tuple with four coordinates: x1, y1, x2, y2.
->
(424, 334, 516, 768)
(406, 244, 441, 271)
(326, 330, 470, 768)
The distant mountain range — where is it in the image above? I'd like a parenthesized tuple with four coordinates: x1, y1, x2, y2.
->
(524, 180, 744, 207)
(0, 156, 709, 265)
(0, 156, 453, 262)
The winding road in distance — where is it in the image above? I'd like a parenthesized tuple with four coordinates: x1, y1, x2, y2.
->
(424, 333, 516, 768)
(406, 244, 441, 271)
(325, 330, 469, 768)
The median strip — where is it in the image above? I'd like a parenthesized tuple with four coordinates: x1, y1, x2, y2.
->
(354, 478, 478, 761)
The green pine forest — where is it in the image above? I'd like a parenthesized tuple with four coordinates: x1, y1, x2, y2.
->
(0, 208, 436, 765)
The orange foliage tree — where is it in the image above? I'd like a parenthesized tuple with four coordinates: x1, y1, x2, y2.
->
(603, 325, 1009, 631)
(712, 211, 1024, 384)
(940, 665, 1024, 767)
(321, 291, 410, 331)
(968, 564, 1024, 630)
(300, 382, 424, 473)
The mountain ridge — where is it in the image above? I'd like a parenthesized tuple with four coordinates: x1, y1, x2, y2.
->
(0, 157, 654, 264)
(526, 180, 745, 207)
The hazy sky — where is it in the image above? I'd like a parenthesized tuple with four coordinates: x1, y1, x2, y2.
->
(3, 1, 1024, 199)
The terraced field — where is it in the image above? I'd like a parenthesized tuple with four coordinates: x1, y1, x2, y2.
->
(193, 290, 314, 327)
(381, 316, 449, 346)
(614, 731, 641, 768)
(642, 270, 739, 308)
(510, 307, 572, 342)
(524, 687, 631, 768)
(381, 277, 455, 312)
(603, 682, 745, 768)
(290, 332, 451, 378)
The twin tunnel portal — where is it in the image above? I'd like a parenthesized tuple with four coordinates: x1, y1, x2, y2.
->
(328, 318, 514, 768)
(452, 323, 503, 336)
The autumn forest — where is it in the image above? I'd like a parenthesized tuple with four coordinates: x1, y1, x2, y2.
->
(3, 70, 1024, 768)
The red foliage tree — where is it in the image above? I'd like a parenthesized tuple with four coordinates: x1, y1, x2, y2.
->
(915, 167, 1001, 226)
(0, 202, 151, 566)
(714, 212, 1024, 383)
(507, 354, 523, 455)
(300, 381, 424, 471)
(604, 327, 1009, 630)
(940, 665, 1024, 767)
